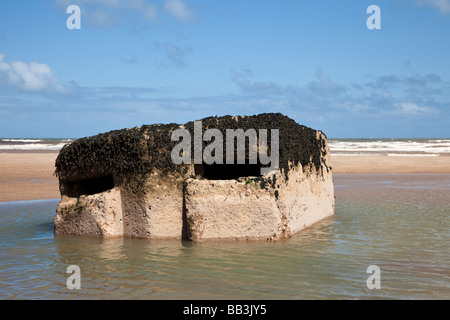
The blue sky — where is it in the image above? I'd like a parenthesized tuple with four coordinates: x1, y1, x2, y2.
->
(0, 0, 449, 138)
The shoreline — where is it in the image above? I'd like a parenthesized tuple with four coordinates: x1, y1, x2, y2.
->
(1, 152, 449, 203)
(330, 154, 450, 174)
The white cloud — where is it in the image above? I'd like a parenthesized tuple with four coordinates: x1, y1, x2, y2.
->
(415, 0, 450, 14)
(308, 67, 346, 97)
(55, 0, 195, 25)
(229, 65, 449, 123)
(398, 102, 435, 115)
(54, 0, 158, 27)
(55, 0, 153, 11)
(164, 0, 194, 22)
(0, 54, 65, 92)
(231, 68, 284, 96)
(153, 42, 193, 68)
(144, 4, 157, 20)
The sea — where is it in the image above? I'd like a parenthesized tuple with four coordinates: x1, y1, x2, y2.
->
(328, 138, 450, 156)
(1, 137, 450, 156)
(0, 138, 449, 300)
(0, 138, 73, 152)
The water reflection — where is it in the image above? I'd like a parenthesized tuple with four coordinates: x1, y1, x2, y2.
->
(0, 174, 449, 299)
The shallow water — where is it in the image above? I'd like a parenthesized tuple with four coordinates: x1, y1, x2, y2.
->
(0, 174, 449, 300)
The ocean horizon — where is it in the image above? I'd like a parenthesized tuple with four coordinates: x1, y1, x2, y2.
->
(2, 138, 450, 157)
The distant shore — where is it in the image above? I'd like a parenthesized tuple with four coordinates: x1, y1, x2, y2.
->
(330, 154, 450, 174)
(1, 151, 450, 203)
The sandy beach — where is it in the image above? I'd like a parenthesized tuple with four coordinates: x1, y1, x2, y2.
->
(330, 154, 450, 174)
(0, 152, 60, 202)
(1, 152, 450, 202)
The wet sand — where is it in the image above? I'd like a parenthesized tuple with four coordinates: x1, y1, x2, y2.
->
(331, 154, 450, 174)
(0, 152, 60, 202)
(0, 152, 450, 202)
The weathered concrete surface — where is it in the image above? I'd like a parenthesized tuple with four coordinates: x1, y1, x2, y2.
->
(120, 176, 184, 239)
(54, 188, 123, 237)
(276, 131, 335, 236)
(184, 178, 282, 241)
(276, 163, 335, 236)
(53, 113, 334, 241)
(184, 151, 334, 241)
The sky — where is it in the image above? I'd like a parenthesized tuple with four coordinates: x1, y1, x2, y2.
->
(0, 0, 449, 138)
